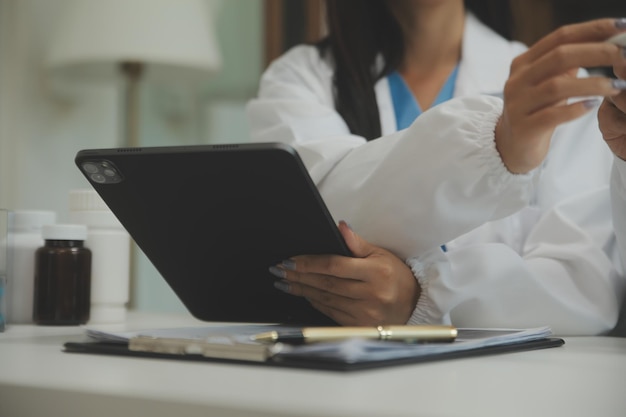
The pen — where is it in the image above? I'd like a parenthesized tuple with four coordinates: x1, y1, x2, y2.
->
(251, 325, 457, 344)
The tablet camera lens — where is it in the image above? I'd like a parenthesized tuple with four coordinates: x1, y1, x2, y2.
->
(82, 160, 123, 184)
(82, 163, 99, 174)
(91, 173, 106, 184)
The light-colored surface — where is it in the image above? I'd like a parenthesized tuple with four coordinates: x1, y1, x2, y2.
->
(1, 312, 625, 417)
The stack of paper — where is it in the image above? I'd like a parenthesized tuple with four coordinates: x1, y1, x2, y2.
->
(83, 325, 555, 365)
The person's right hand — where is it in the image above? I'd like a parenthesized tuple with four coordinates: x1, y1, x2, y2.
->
(495, 19, 626, 174)
(269, 221, 420, 326)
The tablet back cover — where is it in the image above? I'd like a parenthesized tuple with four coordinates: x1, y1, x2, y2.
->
(75, 143, 349, 325)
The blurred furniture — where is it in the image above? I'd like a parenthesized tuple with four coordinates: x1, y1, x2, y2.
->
(264, 0, 324, 66)
(45, 0, 222, 148)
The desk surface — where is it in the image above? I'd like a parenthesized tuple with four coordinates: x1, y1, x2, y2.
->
(1, 312, 625, 417)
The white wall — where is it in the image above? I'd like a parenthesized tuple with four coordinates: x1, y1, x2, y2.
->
(0, 0, 119, 218)
(0, 0, 264, 314)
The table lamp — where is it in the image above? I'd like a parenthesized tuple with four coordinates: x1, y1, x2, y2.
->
(45, 0, 222, 148)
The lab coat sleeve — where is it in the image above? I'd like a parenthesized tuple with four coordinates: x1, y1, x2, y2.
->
(611, 156, 626, 274)
(247, 47, 536, 258)
(317, 97, 537, 258)
(405, 111, 624, 335)
(408, 185, 623, 335)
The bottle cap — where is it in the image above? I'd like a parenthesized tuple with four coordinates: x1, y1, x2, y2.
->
(42, 224, 88, 241)
(9, 211, 56, 231)
(68, 189, 109, 211)
(68, 189, 124, 229)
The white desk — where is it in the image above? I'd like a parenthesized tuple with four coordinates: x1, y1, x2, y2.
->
(1, 312, 625, 417)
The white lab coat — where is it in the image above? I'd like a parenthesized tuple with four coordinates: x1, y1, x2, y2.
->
(247, 13, 626, 335)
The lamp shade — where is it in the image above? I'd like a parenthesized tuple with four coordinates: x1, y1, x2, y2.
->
(45, 0, 222, 85)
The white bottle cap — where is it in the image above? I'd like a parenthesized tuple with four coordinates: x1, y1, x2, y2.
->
(42, 224, 88, 241)
(68, 189, 123, 229)
(68, 189, 109, 211)
(9, 211, 56, 231)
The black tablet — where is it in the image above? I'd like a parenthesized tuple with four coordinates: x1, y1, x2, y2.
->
(75, 143, 350, 325)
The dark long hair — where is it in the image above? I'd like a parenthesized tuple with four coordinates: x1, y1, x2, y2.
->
(318, 0, 513, 140)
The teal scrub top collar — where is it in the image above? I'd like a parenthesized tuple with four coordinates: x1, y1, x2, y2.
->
(388, 65, 459, 130)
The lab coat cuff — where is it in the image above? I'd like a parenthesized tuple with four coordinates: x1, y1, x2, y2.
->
(476, 100, 536, 190)
(405, 255, 447, 325)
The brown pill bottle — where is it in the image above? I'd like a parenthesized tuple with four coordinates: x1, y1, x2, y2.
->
(33, 224, 91, 325)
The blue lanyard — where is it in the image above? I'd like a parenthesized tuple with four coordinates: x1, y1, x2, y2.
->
(388, 65, 459, 130)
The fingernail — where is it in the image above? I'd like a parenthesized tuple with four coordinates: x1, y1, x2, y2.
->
(274, 280, 291, 293)
(583, 98, 602, 109)
(616, 18, 626, 30)
(269, 266, 286, 279)
(613, 79, 626, 90)
(340, 220, 353, 231)
(281, 259, 296, 271)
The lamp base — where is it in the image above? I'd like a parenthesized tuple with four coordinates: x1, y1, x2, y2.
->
(120, 61, 143, 148)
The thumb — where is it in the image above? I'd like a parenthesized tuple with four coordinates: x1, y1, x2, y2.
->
(338, 220, 374, 258)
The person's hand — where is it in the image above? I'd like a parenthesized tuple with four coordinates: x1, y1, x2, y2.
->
(269, 221, 420, 326)
(495, 19, 626, 174)
(598, 45, 626, 161)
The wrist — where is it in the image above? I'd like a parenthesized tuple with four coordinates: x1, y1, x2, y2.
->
(494, 115, 550, 175)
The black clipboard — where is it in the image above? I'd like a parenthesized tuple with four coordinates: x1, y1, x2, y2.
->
(63, 337, 564, 372)
(75, 143, 351, 326)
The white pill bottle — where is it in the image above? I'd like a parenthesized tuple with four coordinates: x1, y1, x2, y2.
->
(69, 189, 130, 323)
(7, 210, 56, 323)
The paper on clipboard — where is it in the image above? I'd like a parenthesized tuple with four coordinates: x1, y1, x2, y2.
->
(86, 324, 296, 362)
(129, 334, 286, 362)
(84, 324, 555, 365)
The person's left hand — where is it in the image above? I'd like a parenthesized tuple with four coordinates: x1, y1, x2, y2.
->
(598, 53, 626, 161)
(269, 221, 420, 326)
